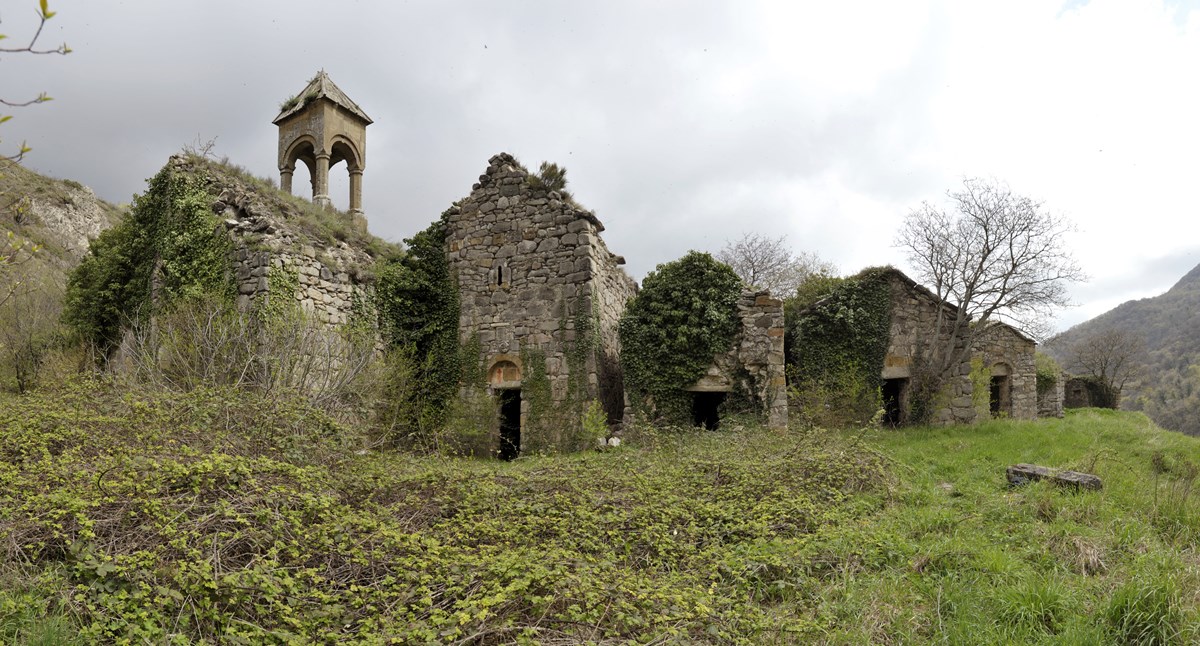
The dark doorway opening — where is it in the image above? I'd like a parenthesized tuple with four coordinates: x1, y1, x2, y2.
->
(882, 378, 908, 427)
(498, 389, 521, 460)
(692, 392, 726, 430)
(990, 376, 1011, 417)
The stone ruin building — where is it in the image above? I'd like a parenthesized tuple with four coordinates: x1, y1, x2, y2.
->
(803, 267, 1041, 426)
(878, 268, 976, 425)
(445, 154, 788, 457)
(197, 75, 788, 459)
(445, 153, 638, 455)
(972, 322, 1039, 420)
(685, 291, 788, 430)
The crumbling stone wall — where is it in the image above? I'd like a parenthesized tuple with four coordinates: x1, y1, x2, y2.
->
(213, 184, 372, 325)
(882, 271, 975, 425)
(1038, 369, 1065, 418)
(972, 323, 1038, 420)
(1063, 376, 1091, 408)
(691, 291, 787, 428)
(446, 153, 637, 450)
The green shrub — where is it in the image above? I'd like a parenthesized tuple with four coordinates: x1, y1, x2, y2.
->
(372, 210, 462, 443)
(1036, 351, 1060, 396)
(619, 251, 742, 424)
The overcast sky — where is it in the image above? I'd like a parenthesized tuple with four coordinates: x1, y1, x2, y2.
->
(7, 0, 1200, 333)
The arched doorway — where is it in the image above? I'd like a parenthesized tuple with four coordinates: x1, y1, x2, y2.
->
(489, 360, 522, 460)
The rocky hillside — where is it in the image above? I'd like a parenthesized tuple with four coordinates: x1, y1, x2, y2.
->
(1045, 262, 1200, 435)
(1, 160, 124, 273)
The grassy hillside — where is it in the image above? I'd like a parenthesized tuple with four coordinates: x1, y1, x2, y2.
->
(1, 381, 1198, 644)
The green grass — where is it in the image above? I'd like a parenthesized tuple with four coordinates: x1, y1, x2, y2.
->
(821, 410, 1200, 643)
(1, 382, 1197, 643)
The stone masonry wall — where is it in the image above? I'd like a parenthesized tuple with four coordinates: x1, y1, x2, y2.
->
(689, 291, 788, 428)
(1038, 369, 1065, 418)
(212, 184, 372, 326)
(883, 272, 975, 425)
(589, 230, 640, 424)
(972, 324, 1038, 421)
(736, 291, 788, 428)
(446, 153, 637, 449)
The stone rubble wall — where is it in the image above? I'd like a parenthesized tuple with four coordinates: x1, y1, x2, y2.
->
(736, 291, 788, 428)
(691, 290, 788, 428)
(884, 273, 975, 425)
(212, 185, 372, 326)
(589, 236, 639, 423)
(1038, 369, 1065, 418)
(1063, 376, 1094, 409)
(972, 324, 1038, 421)
(446, 153, 637, 443)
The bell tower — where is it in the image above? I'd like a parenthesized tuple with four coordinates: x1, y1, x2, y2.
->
(273, 70, 372, 230)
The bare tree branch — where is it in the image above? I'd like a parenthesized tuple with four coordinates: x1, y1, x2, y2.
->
(1068, 328, 1145, 399)
(0, 2, 70, 162)
(716, 232, 836, 297)
(896, 177, 1087, 387)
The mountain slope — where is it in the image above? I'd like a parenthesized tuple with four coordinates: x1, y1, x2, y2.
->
(1045, 263, 1200, 435)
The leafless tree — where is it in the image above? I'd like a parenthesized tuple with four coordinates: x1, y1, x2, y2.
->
(1069, 328, 1144, 400)
(896, 177, 1086, 391)
(717, 232, 836, 297)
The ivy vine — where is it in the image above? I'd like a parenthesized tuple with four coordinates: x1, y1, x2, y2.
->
(64, 166, 232, 357)
(789, 266, 893, 422)
(618, 251, 742, 424)
(372, 209, 461, 439)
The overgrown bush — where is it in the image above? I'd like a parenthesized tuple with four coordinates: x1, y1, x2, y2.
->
(0, 272, 65, 392)
(619, 251, 742, 425)
(1036, 351, 1061, 396)
(63, 165, 231, 357)
(116, 294, 376, 415)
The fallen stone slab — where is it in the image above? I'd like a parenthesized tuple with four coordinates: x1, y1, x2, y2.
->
(1006, 463, 1102, 491)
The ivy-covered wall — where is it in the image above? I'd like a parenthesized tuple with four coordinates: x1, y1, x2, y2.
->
(687, 290, 788, 428)
(65, 161, 233, 355)
(790, 267, 893, 426)
(791, 267, 1007, 427)
(619, 251, 742, 426)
